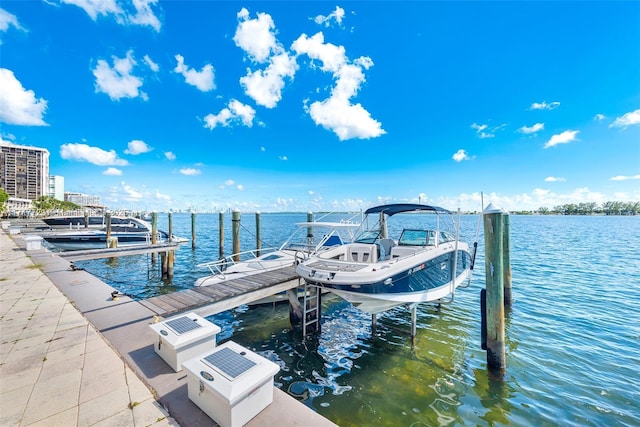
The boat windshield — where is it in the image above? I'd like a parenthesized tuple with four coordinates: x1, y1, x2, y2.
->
(354, 230, 381, 244)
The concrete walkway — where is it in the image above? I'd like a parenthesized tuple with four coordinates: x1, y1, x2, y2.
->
(0, 230, 176, 426)
(1, 228, 338, 427)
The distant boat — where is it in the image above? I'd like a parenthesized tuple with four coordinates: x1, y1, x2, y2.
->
(42, 214, 139, 229)
(194, 220, 361, 298)
(295, 204, 473, 314)
(41, 217, 173, 250)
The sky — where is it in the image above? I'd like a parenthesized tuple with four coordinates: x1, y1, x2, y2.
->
(0, 1, 639, 213)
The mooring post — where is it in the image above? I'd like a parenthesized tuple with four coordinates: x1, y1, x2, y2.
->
(151, 212, 158, 245)
(483, 203, 506, 371)
(232, 210, 240, 262)
(218, 212, 224, 259)
(411, 304, 418, 344)
(371, 314, 377, 332)
(105, 212, 117, 248)
(105, 212, 112, 240)
(503, 213, 512, 307)
(255, 212, 261, 256)
(84, 211, 89, 228)
(168, 212, 173, 243)
(167, 250, 174, 280)
(161, 252, 168, 279)
(191, 212, 196, 249)
(307, 212, 313, 246)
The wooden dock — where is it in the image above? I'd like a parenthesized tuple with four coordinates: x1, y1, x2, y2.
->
(139, 266, 301, 318)
(58, 242, 180, 262)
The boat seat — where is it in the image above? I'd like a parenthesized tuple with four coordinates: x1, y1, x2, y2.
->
(348, 243, 378, 263)
(390, 246, 418, 258)
(378, 238, 396, 260)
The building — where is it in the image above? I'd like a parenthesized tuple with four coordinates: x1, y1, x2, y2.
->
(49, 175, 65, 201)
(0, 141, 50, 200)
(64, 192, 101, 207)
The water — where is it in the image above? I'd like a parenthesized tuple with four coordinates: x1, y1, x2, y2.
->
(70, 213, 640, 426)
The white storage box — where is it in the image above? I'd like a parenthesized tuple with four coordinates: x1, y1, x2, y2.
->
(9, 226, 20, 235)
(149, 312, 221, 372)
(24, 235, 43, 251)
(1, 221, 10, 230)
(183, 340, 280, 427)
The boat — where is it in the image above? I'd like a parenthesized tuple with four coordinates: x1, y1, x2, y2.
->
(42, 215, 107, 228)
(194, 219, 361, 293)
(295, 203, 474, 314)
(40, 217, 172, 250)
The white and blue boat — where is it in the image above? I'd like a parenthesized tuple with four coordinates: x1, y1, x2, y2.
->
(295, 203, 473, 314)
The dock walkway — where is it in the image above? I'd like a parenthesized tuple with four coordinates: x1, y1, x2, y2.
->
(140, 267, 301, 318)
(1, 230, 336, 427)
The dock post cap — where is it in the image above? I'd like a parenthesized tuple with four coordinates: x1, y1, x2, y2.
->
(483, 203, 508, 214)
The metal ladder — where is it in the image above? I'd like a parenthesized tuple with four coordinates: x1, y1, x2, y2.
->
(302, 283, 321, 337)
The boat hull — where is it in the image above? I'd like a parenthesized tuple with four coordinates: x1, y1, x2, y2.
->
(301, 248, 471, 314)
(42, 232, 158, 250)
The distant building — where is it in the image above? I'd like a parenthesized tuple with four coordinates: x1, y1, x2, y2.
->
(0, 141, 50, 200)
(64, 192, 101, 207)
(49, 175, 65, 200)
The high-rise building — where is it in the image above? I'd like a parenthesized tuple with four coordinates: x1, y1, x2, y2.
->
(64, 192, 101, 207)
(49, 175, 65, 200)
(0, 141, 50, 200)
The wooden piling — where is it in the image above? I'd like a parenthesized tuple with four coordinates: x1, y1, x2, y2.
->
(503, 213, 512, 307)
(218, 212, 224, 259)
(151, 212, 158, 245)
(483, 203, 506, 371)
(232, 210, 240, 262)
(255, 212, 261, 256)
(151, 212, 158, 263)
(168, 212, 173, 243)
(191, 212, 196, 249)
(84, 211, 89, 228)
(105, 212, 112, 240)
(307, 212, 313, 246)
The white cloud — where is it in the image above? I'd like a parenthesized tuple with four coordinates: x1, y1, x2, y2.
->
(155, 190, 170, 201)
(203, 99, 255, 129)
(224, 179, 235, 186)
(174, 54, 215, 92)
(124, 139, 152, 154)
(0, 7, 26, 36)
(127, 0, 161, 32)
(293, 33, 384, 140)
(180, 167, 201, 176)
(236, 184, 244, 191)
(594, 113, 606, 121)
(103, 167, 122, 176)
(143, 54, 159, 72)
(609, 109, 640, 129)
(544, 130, 579, 148)
(239, 52, 297, 108)
(471, 122, 506, 138)
(164, 151, 176, 160)
(306, 96, 385, 141)
(518, 123, 544, 134)
(610, 174, 640, 181)
(530, 101, 560, 110)
(58, 0, 160, 31)
(60, 143, 128, 166)
(0, 68, 48, 126)
(121, 181, 143, 200)
(93, 50, 146, 100)
(234, 8, 278, 63)
(314, 6, 345, 27)
(452, 149, 471, 162)
(545, 176, 566, 182)
(279, 155, 288, 161)
(292, 32, 347, 73)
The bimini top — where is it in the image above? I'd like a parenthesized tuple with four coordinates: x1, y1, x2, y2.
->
(364, 203, 451, 216)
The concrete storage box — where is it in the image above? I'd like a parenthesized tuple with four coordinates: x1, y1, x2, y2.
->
(182, 340, 280, 427)
(24, 235, 43, 251)
(149, 312, 221, 372)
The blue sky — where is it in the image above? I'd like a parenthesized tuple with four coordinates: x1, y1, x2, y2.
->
(1, 1, 639, 213)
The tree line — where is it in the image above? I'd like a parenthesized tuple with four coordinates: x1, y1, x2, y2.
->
(537, 201, 639, 215)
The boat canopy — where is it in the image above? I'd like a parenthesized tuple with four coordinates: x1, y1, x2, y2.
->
(364, 203, 451, 216)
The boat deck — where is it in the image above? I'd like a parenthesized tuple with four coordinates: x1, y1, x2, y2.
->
(140, 266, 301, 318)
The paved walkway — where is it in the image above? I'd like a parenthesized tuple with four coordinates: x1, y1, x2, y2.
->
(0, 230, 177, 426)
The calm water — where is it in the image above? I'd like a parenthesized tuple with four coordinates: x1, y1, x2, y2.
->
(70, 213, 640, 426)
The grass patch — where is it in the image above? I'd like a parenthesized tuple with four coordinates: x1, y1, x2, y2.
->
(27, 263, 43, 270)
(128, 401, 140, 409)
